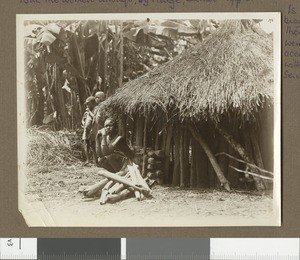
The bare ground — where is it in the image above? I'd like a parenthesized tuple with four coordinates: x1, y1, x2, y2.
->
(21, 164, 278, 227)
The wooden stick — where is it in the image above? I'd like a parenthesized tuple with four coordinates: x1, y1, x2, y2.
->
(98, 170, 151, 197)
(83, 179, 109, 198)
(128, 164, 150, 190)
(164, 124, 172, 184)
(142, 113, 148, 177)
(82, 169, 128, 197)
(229, 166, 273, 181)
(109, 183, 122, 194)
(112, 184, 126, 194)
(179, 127, 185, 188)
(188, 124, 230, 191)
(216, 125, 266, 191)
(100, 180, 114, 205)
(250, 129, 265, 173)
(129, 165, 142, 200)
(172, 127, 180, 186)
(107, 188, 134, 204)
(215, 152, 273, 176)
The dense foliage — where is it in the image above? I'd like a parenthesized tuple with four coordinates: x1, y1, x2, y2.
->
(24, 19, 218, 129)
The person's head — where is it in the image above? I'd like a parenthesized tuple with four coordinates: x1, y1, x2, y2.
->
(95, 91, 105, 105)
(104, 118, 118, 136)
(85, 96, 96, 110)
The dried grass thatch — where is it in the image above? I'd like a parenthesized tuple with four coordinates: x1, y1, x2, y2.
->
(102, 20, 273, 124)
(27, 127, 82, 168)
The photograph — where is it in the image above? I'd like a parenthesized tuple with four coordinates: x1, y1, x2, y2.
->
(17, 13, 281, 227)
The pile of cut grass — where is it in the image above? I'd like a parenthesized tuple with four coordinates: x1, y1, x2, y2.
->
(27, 127, 82, 168)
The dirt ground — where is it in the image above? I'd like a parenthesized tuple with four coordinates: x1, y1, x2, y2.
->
(20, 164, 278, 227)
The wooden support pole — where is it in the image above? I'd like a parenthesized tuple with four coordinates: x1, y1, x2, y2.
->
(164, 124, 173, 184)
(196, 140, 209, 188)
(216, 124, 265, 191)
(154, 124, 161, 150)
(190, 140, 197, 188)
(142, 113, 148, 177)
(250, 128, 265, 172)
(218, 132, 229, 179)
(172, 127, 180, 187)
(179, 127, 185, 188)
(188, 124, 230, 191)
(183, 129, 190, 187)
(135, 117, 144, 147)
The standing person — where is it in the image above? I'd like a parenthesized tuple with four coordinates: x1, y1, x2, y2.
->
(96, 118, 135, 173)
(93, 91, 106, 130)
(82, 96, 97, 165)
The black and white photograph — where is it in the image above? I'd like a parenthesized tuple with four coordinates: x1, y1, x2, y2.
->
(17, 13, 281, 227)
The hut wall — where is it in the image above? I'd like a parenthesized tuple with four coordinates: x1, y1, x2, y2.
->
(258, 104, 274, 173)
(131, 116, 273, 190)
(135, 117, 144, 147)
(217, 132, 229, 179)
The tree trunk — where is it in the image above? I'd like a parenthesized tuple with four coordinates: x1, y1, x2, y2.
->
(98, 22, 108, 93)
(217, 125, 265, 191)
(69, 33, 87, 105)
(118, 22, 124, 89)
(188, 124, 230, 191)
(54, 65, 69, 129)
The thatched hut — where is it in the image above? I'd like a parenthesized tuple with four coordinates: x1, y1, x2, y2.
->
(102, 20, 274, 191)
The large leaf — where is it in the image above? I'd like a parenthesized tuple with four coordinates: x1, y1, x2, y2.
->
(24, 24, 43, 37)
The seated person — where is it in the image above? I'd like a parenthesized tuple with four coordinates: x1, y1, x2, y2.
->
(96, 118, 135, 173)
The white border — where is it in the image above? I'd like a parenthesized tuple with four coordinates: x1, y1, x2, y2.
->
(17, 12, 281, 227)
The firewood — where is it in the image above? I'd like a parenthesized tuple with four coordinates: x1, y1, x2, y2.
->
(155, 170, 164, 178)
(134, 191, 141, 201)
(128, 163, 151, 190)
(112, 183, 126, 194)
(147, 164, 155, 170)
(129, 166, 142, 201)
(109, 183, 122, 194)
(147, 157, 156, 164)
(98, 170, 151, 197)
(100, 180, 114, 205)
(99, 190, 108, 205)
(82, 169, 127, 198)
(108, 172, 130, 194)
(83, 179, 109, 198)
(147, 171, 156, 179)
(148, 150, 164, 159)
(107, 188, 134, 204)
(156, 177, 164, 185)
(128, 163, 150, 200)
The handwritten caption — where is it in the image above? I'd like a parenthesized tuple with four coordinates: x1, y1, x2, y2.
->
(20, 0, 254, 10)
(283, 4, 300, 80)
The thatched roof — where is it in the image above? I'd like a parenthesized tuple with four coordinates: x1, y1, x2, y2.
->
(102, 20, 273, 123)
